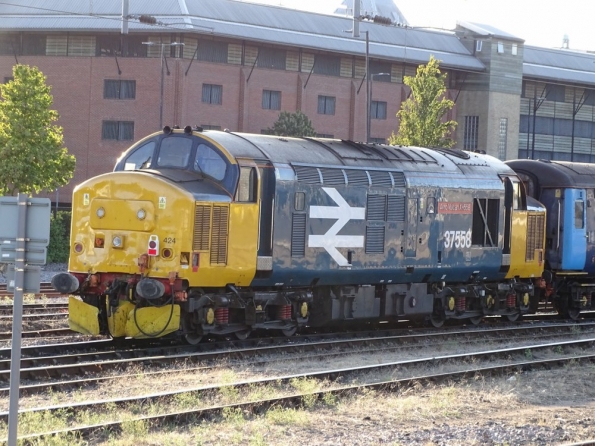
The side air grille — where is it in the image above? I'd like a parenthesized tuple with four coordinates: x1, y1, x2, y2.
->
(365, 226, 385, 254)
(294, 166, 321, 184)
(387, 196, 406, 221)
(193, 205, 211, 251)
(291, 213, 307, 257)
(366, 195, 387, 221)
(526, 214, 545, 261)
(210, 206, 229, 265)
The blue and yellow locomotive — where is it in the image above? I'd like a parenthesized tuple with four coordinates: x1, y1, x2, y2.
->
(53, 127, 546, 342)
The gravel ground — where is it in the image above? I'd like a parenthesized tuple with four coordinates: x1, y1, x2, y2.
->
(0, 262, 67, 284)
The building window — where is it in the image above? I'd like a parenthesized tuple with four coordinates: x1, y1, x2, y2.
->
(22, 35, 46, 55)
(257, 47, 287, 70)
(3, 77, 13, 84)
(262, 90, 281, 110)
(96, 35, 121, 56)
(498, 118, 508, 160)
(201, 124, 222, 130)
(197, 40, 229, 63)
(512, 43, 518, 56)
(316, 133, 334, 138)
(104, 80, 136, 99)
(313, 54, 341, 76)
(0, 34, 19, 56)
(370, 137, 386, 144)
(545, 84, 565, 102)
(475, 40, 482, 52)
(371, 101, 387, 120)
(202, 84, 222, 104)
(497, 42, 504, 54)
(102, 121, 134, 141)
(317, 95, 335, 115)
(463, 116, 479, 150)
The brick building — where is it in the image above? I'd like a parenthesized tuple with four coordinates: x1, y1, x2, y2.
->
(1, 0, 595, 204)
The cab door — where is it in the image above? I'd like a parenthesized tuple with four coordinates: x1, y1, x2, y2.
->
(561, 188, 587, 270)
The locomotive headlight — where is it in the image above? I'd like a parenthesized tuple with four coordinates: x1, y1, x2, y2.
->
(112, 235, 124, 249)
(96, 207, 106, 218)
(137, 209, 146, 220)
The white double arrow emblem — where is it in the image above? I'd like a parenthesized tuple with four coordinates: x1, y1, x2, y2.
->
(308, 187, 365, 266)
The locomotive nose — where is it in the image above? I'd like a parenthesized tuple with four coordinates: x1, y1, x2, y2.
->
(51, 273, 80, 294)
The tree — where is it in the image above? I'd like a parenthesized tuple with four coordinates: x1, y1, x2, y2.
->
(0, 64, 75, 196)
(389, 56, 457, 148)
(266, 110, 316, 137)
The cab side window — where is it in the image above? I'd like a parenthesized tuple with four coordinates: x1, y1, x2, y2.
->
(123, 141, 156, 170)
(236, 166, 257, 202)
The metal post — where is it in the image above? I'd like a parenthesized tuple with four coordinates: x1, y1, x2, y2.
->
(365, 31, 370, 143)
(159, 44, 165, 129)
(7, 193, 27, 446)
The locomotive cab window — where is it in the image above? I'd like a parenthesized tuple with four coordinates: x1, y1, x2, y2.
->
(157, 137, 192, 168)
(236, 166, 258, 202)
(122, 141, 156, 170)
(194, 144, 227, 180)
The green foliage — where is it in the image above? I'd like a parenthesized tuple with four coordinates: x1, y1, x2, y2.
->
(47, 211, 71, 264)
(389, 56, 457, 148)
(0, 64, 76, 196)
(266, 110, 316, 137)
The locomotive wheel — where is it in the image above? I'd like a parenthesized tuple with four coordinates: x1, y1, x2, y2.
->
(503, 313, 520, 322)
(234, 329, 251, 340)
(281, 326, 297, 337)
(430, 313, 445, 328)
(184, 333, 203, 345)
(469, 316, 482, 325)
(568, 308, 581, 321)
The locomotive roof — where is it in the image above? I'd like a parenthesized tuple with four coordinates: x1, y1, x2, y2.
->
(204, 130, 514, 181)
(506, 159, 595, 188)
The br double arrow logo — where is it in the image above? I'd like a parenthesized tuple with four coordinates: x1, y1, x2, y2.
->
(308, 187, 365, 266)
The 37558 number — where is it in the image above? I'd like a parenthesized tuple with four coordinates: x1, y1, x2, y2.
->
(444, 230, 471, 249)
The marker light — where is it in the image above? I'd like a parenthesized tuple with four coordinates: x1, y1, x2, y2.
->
(137, 209, 146, 220)
(112, 235, 123, 249)
(96, 207, 106, 218)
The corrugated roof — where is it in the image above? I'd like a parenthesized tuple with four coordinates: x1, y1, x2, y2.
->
(0, 0, 484, 71)
(523, 46, 595, 86)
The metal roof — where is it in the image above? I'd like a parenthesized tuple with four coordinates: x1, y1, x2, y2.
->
(0, 0, 485, 71)
(523, 46, 595, 86)
(456, 21, 524, 42)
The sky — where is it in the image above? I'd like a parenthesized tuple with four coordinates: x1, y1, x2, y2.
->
(243, 0, 595, 51)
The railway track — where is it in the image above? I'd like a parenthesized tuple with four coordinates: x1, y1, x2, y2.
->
(6, 333, 595, 443)
(0, 282, 64, 299)
(0, 303, 68, 315)
(1, 321, 593, 395)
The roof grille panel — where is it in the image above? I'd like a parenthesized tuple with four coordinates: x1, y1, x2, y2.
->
(320, 168, 346, 185)
(346, 169, 369, 186)
(368, 170, 393, 187)
(294, 165, 321, 184)
(390, 172, 406, 188)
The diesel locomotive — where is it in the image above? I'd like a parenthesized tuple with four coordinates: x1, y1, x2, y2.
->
(52, 127, 547, 343)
